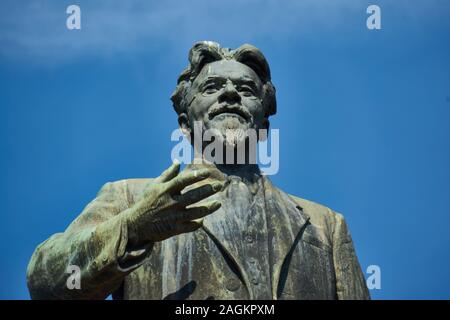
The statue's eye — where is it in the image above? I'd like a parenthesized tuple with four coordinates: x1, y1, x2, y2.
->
(239, 86, 255, 97)
(202, 84, 219, 95)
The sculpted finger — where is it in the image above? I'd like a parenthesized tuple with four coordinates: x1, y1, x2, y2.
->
(166, 169, 212, 193)
(178, 201, 222, 222)
(175, 221, 203, 234)
(156, 161, 181, 183)
(175, 182, 224, 207)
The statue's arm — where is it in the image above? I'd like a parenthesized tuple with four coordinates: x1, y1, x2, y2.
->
(26, 180, 151, 300)
(26, 163, 222, 300)
(332, 212, 370, 300)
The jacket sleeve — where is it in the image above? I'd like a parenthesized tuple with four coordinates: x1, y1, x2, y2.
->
(26, 180, 152, 300)
(332, 212, 370, 300)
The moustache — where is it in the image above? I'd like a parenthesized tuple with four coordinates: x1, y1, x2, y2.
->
(207, 104, 252, 122)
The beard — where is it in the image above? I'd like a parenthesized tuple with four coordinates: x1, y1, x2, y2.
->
(207, 115, 252, 149)
(191, 115, 258, 165)
(188, 108, 260, 165)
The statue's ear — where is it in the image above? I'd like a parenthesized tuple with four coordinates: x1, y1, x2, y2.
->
(178, 113, 192, 142)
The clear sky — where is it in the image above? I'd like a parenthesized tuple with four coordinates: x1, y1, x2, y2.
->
(1, 0, 449, 299)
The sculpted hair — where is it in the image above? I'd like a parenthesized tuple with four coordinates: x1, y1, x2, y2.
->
(171, 41, 277, 117)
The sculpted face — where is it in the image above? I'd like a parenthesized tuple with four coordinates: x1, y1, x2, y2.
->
(179, 60, 268, 147)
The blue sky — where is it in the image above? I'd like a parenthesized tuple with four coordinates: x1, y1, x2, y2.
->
(1, 0, 450, 299)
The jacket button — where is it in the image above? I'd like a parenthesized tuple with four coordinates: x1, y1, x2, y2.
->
(225, 278, 241, 292)
(244, 234, 254, 243)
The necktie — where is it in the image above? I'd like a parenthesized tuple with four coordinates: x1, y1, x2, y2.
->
(226, 175, 253, 224)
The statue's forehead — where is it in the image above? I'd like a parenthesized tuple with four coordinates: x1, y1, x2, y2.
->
(196, 60, 260, 83)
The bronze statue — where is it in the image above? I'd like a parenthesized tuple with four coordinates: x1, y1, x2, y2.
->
(27, 41, 370, 300)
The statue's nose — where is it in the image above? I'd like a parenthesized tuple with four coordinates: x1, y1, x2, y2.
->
(218, 80, 241, 104)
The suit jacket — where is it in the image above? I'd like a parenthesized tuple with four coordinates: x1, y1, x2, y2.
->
(27, 171, 370, 300)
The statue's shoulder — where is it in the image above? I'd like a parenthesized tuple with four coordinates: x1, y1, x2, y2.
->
(287, 193, 345, 231)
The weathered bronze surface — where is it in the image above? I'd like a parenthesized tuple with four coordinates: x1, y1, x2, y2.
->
(27, 41, 370, 300)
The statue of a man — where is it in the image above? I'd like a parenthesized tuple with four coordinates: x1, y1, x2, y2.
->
(27, 41, 370, 300)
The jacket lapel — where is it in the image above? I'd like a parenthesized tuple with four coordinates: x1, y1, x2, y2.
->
(201, 223, 253, 298)
(200, 175, 310, 300)
(261, 177, 310, 299)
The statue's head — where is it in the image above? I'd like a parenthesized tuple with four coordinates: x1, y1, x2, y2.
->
(171, 41, 276, 152)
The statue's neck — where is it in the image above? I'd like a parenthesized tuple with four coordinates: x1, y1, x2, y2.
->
(186, 162, 262, 185)
(215, 163, 260, 179)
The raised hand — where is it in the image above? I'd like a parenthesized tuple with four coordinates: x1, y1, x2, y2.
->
(124, 162, 223, 246)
